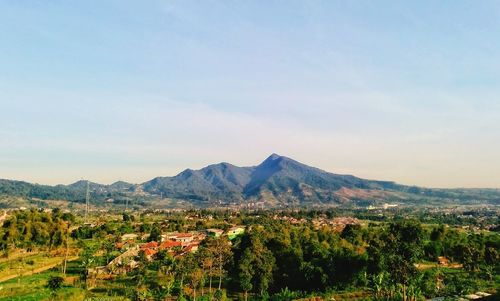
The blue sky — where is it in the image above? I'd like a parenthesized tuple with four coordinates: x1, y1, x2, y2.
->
(1, 1, 500, 187)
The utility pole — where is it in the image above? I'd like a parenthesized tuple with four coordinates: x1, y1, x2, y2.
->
(63, 221, 70, 276)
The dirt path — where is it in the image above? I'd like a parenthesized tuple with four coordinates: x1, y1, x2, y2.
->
(0, 256, 79, 283)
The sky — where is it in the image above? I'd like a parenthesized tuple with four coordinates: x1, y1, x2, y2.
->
(1, 1, 500, 188)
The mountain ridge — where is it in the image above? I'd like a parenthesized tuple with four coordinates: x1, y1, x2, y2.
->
(1, 154, 499, 207)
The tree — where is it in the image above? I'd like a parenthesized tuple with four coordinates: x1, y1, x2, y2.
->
(341, 224, 362, 245)
(148, 223, 161, 242)
(236, 232, 275, 296)
(196, 245, 215, 297)
(62, 220, 71, 275)
(209, 237, 232, 290)
(122, 212, 132, 222)
(80, 241, 98, 290)
(176, 253, 198, 297)
(461, 245, 482, 273)
(157, 269, 176, 298)
(380, 221, 424, 301)
(189, 268, 204, 301)
(239, 249, 254, 301)
(46, 275, 64, 300)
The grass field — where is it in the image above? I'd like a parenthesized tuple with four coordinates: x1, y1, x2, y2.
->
(0, 251, 78, 283)
(0, 249, 84, 301)
(0, 270, 85, 301)
(0, 257, 134, 301)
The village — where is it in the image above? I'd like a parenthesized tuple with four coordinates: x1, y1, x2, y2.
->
(98, 225, 246, 276)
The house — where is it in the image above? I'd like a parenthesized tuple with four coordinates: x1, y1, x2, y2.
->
(167, 233, 195, 246)
(107, 246, 140, 274)
(121, 233, 138, 241)
(142, 248, 157, 260)
(437, 256, 449, 266)
(176, 233, 194, 245)
(226, 226, 245, 240)
(207, 229, 224, 238)
(159, 240, 182, 250)
(141, 241, 159, 249)
(116, 239, 136, 251)
(183, 242, 199, 253)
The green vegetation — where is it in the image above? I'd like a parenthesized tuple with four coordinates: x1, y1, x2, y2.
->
(0, 208, 497, 300)
(0, 270, 84, 301)
(0, 208, 73, 253)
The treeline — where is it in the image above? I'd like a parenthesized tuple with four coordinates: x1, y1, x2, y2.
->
(0, 179, 84, 201)
(82, 216, 498, 301)
(228, 219, 498, 300)
(0, 179, 136, 204)
(0, 208, 74, 252)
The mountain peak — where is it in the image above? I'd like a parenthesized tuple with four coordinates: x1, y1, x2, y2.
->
(268, 153, 281, 159)
(262, 154, 300, 167)
(265, 153, 285, 162)
(68, 179, 92, 187)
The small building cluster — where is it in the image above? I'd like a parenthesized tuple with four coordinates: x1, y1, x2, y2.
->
(312, 216, 361, 232)
(272, 215, 307, 225)
(106, 226, 245, 274)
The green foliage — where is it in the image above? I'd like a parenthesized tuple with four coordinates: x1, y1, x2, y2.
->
(270, 287, 303, 301)
(6, 209, 497, 301)
(148, 223, 161, 242)
(214, 289, 227, 301)
(0, 209, 73, 251)
(46, 275, 64, 291)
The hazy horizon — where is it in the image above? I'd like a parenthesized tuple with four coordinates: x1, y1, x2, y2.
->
(2, 1, 500, 188)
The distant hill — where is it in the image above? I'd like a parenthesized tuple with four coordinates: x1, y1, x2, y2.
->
(0, 178, 135, 204)
(1, 154, 499, 207)
(143, 162, 254, 202)
(138, 154, 500, 206)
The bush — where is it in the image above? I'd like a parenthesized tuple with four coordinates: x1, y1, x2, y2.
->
(271, 288, 303, 301)
(178, 295, 189, 301)
(46, 275, 64, 291)
(214, 289, 228, 301)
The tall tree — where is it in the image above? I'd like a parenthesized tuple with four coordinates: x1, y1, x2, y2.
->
(209, 237, 231, 290)
(176, 253, 197, 297)
(239, 249, 254, 301)
(148, 223, 161, 242)
(236, 232, 275, 296)
(382, 221, 424, 301)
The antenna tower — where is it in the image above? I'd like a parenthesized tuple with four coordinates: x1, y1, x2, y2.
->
(85, 180, 90, 223)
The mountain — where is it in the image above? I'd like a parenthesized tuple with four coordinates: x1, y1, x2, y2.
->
(140, 154, 500, 206)
(143, 162, 254, 202)
(240, 154, 402, 206)
(109, 181, 136, 191)
(1, 154, 499, 207)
